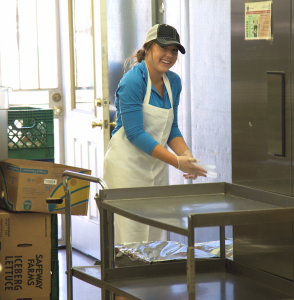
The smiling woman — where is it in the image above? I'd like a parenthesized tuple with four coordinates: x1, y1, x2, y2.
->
(104, 23, 207, 236)
(103, 22, 208, 300)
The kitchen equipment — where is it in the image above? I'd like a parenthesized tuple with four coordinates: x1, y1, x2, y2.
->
(0, 86, 11, 162)
(63, 176, 294, 300)
(231, 0, 294, 281)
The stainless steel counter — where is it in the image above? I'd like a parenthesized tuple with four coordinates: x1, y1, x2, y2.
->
(98, 182, 294, 300)
(63, 175, 294, 300)
(101, 187, 290, 234)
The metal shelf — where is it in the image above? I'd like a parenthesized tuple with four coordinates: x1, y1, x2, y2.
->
(106, 265, 290, 300)
(63, 174, 294, 300)
(101, 186, 291, 234)
(72, 266, 102, 288)
(98, 182, 294, 299)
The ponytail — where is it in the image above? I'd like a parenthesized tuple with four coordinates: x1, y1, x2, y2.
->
(124, 41, 155, 72)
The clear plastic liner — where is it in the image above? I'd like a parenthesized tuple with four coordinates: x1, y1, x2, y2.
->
(115, 239, 233, 266)
(192, 162, 218, 178)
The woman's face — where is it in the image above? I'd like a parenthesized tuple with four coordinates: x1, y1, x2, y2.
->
(145, 43, 178, 75)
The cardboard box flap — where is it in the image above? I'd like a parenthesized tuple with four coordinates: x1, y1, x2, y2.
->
(0, 159, 91, 214)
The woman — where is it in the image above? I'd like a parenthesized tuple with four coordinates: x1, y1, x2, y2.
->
(104, 24, 206, 245)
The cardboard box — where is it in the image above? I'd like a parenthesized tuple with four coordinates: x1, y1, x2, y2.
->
(0, 209, 51, 299)
(0, 159, 91, 215)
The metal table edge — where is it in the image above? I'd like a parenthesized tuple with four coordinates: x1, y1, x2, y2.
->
(100, 201, 189, 236)
(100, 182, 226, 201)
(190, 206, 294, 227)
(72, 266, 102, 288)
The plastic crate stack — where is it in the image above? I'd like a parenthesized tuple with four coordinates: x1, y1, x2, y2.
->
(7, 107, 54, 162)
(6, 106, 59, 299)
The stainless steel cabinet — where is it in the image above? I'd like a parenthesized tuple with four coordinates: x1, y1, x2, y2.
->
(231, 0, 294, 281)
(232, 0, 292, 196)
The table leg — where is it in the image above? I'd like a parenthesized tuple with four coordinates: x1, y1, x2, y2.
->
(187, 215, 195, 300)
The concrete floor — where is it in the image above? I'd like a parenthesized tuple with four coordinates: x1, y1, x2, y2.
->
(58, 248, 102, 300)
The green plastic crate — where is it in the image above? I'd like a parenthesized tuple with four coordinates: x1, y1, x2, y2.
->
(7, 107, 54, 160)
(51, 214, 59, 300)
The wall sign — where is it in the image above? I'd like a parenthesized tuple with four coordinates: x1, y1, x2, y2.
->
(245, 1, 272, 40)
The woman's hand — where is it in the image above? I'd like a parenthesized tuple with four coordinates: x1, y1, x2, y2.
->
(183, 173, 198, 180)
(176, 156, 207, 177)
(150, 143, 205, 179)
(180, 150, 200, 179)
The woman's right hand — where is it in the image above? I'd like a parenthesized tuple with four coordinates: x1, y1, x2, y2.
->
(176, 156, 207, 177)
(180, 150, 198, 179)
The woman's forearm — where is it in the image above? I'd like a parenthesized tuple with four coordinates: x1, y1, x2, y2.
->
(151, 137, 191, 167)
(151, 144, 178, 168)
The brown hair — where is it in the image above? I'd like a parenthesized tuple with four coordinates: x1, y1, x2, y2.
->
(124, 41, 155, 72)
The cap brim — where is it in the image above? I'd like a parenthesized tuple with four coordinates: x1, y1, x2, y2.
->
(154, 39, 186, 54)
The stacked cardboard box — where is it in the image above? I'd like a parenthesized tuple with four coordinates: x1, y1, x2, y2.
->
(0, 159, 91, 215)
(0, 209, 51, 299)
(0, 159, 92, 299)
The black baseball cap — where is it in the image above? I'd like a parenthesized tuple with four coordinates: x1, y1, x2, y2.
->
(144, 24, 185, 54)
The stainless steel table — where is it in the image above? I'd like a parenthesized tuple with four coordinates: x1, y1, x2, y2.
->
(98, 182, 294, 300)
(63, 174, 294, 300)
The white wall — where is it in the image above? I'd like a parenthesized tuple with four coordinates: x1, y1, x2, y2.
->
(166, 0, 232, 242)
(166, 0, 232, 187)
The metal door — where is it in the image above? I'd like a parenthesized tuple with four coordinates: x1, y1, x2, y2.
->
(231, 0, 294, 280)
(231, 0, 292, 195)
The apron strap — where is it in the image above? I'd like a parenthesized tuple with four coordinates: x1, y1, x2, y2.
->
(163, 73, 173, 107)
(143, 67, 152, 104)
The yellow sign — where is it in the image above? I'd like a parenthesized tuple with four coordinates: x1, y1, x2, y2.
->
(245, 1, 272, 40)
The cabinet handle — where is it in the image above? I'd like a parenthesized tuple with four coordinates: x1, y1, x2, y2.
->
(267, 71, 285, 157)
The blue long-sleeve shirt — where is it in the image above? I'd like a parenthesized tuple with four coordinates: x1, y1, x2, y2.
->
(112, 60, 183, 155)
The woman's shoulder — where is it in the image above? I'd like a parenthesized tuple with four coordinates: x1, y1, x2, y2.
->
(116, 62, 147, 98)
(119, 61, 146, 88)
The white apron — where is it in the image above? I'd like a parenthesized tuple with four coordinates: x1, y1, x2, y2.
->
(103, 66, 174, 244)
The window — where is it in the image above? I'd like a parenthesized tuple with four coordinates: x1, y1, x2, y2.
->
(72, 0, 95, 112)
(0, 0, 60, 105)
(0, 0, 64, 243)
